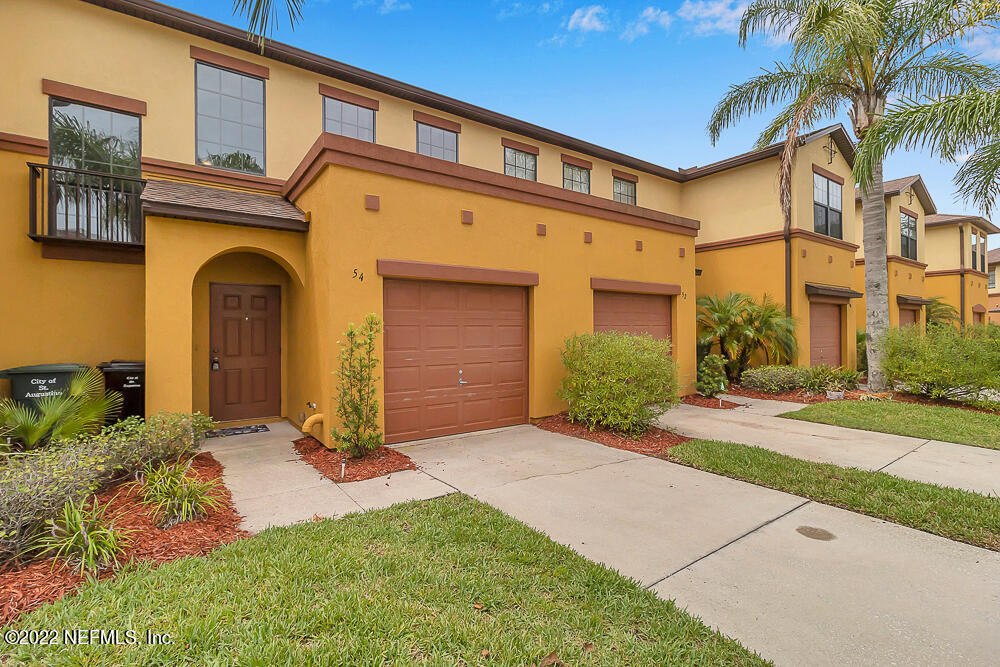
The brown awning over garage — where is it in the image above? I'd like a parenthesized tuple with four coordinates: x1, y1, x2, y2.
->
(805, 283, 863, 302)
(897, 294, 932, 307)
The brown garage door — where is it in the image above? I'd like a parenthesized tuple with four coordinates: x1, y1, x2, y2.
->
(383, 279, 528, 444)
(593, 291, 671, 340)
(898, 308, 918, 327)
(809, 302, 842, 367)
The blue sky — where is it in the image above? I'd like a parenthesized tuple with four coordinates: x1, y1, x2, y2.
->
(170, 0, 998, 248)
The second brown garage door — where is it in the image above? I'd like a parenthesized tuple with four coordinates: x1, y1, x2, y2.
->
(593, 290, 672, 340)
(809, 302, 842, 367)
(382, 279, 529, 444)
(898, 308, 918, 327)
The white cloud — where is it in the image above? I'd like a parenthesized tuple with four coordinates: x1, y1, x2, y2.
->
(676, 0, 746, 36)
(621, 7, 672, 42)
(567, 5, 609, 32)
(497, 1, 561, 19)
(965, 31, 1000, 61)
(353, 0, 411, 14)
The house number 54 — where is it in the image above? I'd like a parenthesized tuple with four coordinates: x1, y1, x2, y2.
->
(353, 269, 364, 282)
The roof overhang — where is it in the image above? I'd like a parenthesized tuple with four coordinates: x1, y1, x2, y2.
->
(805, 283, 863, 302)
(897, 294, 932, 307)
(856, 175, 937, 215)
(972, 304, 988, 313)
(925, 214, 1000, 235)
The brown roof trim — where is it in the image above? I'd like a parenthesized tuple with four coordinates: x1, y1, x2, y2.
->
(143, 201, 309, 232)
(412, 110, 461, 134)
(189, 45, 269, 79)
(284, 133, 701, 236)
(561, 154, 592, 170)
(41, 78, 147, 115)
(376, 258, 539, 286)
(0, 132, 48, 157)
(926, 268, 990, 279)
(590, 277, 681, 295)
(805, 283, 863, 301)
(34, 237, 144, 265)
(696, 231, 785, 252)
(925, 213, 1000, 235)
(791, 228, 859, 252)
(972, 303, 987, 313)
(501, 137, 539, 155)
(886, 254, 927, 270)
(812, 164, 844, 185)
(318, 83, 379, 110)
(857, 175, 937, 215)
(899, 206, 920, 219)
(141, 156, 284, 193)
(81, 0, 688, 183)
(896, 294, 931, 307)
(612, 169, 638, 183)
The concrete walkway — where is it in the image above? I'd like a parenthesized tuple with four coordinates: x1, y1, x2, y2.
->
(398, 426, 1000, 666)
(202, 421, 452, 532)
(659, 397, 999, 496)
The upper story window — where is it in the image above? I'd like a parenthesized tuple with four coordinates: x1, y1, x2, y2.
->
(323, 97, 374, 142)
(979, 234, 987, 274)
(504, 146, 537, 181)
(900, 211, 917, 260)
(195, 62, 265, 175)
(563, 163, 590, 194)
(813, 172, 842, 239)
(990, 267, 996, 290)
(613, 176, 636, 205)
(50, 99, 140, 176)
(972, 232, 979, 270)
(416, 122, 457, 162)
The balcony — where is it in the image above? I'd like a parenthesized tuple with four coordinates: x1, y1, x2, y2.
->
(28, 163, 145, 260)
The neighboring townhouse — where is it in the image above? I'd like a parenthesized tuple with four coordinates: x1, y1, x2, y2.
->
(683, 126, 861, 369)
(1, 0, 701, 445)
(989, 249, 1000, 324)
(923, 214, 998, 325)
(852, 175, 935, 329)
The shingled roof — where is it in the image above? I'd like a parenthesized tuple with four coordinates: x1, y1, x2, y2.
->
(141, 179, 308, 232)
(925, 213, 999, 235)
(854, 175, 937, 214)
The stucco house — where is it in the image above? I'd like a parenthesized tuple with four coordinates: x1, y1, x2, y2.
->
(988, 249, 999, 324)
(923, 213, 997, 325)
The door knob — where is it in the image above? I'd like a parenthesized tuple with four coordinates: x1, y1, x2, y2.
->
(211, 357, 220, 371)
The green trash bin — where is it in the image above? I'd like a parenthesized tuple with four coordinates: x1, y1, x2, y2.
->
(0, 363, 88, 407)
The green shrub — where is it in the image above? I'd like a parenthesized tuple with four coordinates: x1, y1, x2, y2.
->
(740, 365, 809, 393)
(140, 460, 222, 528)
(332, 314, 384, 458)
(696, 354, 729, 397)
(803, 365, 862, 393)
(882, 325, 1000, 402)
(697, 292, 797, 381)
(557, 331, 678, 436)
(856, 329, 868, 374)
(35, 497, 131, 573)
(0, 411, 213, 566)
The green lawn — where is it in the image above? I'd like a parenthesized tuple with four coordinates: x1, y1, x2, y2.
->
(669, 440, 1000, 551)
(6, 495, 763, 666)
(779, 400, 1000, 450)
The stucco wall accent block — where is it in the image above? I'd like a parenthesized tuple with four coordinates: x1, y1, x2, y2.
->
(802, 249, 807, 258)
(365, 194, 380, 211)
(636, 240, 643, 251)
(584, 231, 592, 243)
(679, 247, 685, 257)
(461, 210, 473, 224)
(537, 223, 546, 236)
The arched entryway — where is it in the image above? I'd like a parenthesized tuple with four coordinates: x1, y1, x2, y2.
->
(191, 251, 294, 422)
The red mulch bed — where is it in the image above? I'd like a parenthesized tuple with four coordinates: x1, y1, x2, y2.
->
(682, 394, 741, 410)
(725, 385, 866, 404)
(0, 452, 246, 626)
(293, 436, 416, 483)
(535, 413, 690, 458)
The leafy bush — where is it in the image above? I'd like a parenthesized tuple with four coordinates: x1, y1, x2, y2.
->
(882, 325, 1000, 402)
(697, 292, 797, 381)
(558, 331, 678, 436)
(925, 296, 960, 328)
(802, 365, 862, 393)
(0, 367, 122, 450)
(0, 412, 213, 565)
(35, 496, 131, 573)
(139, 460, 222, 528)
(696, 354, 729, 397)
(332, 314, 384, 458)
(740, 365, 809, 393)
(856, 329, 868, 374)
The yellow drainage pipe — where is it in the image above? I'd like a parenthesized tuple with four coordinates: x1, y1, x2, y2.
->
(301, 413, 324, 435)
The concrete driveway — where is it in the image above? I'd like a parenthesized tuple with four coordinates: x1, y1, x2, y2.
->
(659, 397, 999, 496)
(399, 425, 1000, 666)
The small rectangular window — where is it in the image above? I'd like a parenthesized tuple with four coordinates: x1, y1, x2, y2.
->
(972, 233, 979, 270)
(416, 122, 457, 162)
(323, 97, 374, 142)
(504, 146, 536, 181)
(989, 269, 996, 289)
(613, 177, 636, 205)
(195, 61, 265, 174)
(813, 173, 842, 239)
(563, 163, 590, 194)
(900, 212, 917, 260)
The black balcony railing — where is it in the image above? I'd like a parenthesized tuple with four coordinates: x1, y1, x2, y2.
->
(28, 163, 145, 246)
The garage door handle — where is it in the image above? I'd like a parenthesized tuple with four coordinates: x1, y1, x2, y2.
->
(458, 378, 468, 385)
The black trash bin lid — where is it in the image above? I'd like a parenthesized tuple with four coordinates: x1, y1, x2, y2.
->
(0, 363, 89, 377)
(97, 360, 145, 372)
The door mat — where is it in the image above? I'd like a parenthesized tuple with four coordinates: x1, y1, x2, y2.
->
(206, 424, 271, 438)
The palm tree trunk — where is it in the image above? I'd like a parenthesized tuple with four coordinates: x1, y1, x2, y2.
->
(862, 160, 890, 391)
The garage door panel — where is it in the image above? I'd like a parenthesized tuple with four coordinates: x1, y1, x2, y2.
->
(383, 279, 528, 443)
(809, 302, 842, 367)
(593, 291, 672, 341)
(899, 308, 917, 327)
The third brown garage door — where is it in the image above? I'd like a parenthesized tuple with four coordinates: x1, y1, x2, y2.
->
(809, 302, 842, 367)
(593, 290, 672, 340)
(382, 279, 528, 444)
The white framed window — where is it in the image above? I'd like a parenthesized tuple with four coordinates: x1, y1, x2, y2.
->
(563, 163, 590, 194)
(195, 61, 265, 175)
(416, 122, 457, 162)
(900, 212, 917, 260)
(504, 146, 536, 181)
(813, 173, 842, 239)
(323, 97, 374, 142)
(613, 177, 636, 205)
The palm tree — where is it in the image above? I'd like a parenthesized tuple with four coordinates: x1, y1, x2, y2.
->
(924, 295, 962, 327)
(706, 0, 999, 390)
(854, 89, 1000, 215)
(697, 292, 798, 381)
(233, 0, 305, 47)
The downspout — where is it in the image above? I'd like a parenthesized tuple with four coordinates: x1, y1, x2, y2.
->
(301, 413, 324, 435)
(784, 209, 792, 316)
(959, 226, 966, 326)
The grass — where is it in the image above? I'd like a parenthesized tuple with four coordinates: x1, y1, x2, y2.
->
(668, 440, 1000, 551)
(779, 400, 1000, 450)
(6, 495, 764, 665)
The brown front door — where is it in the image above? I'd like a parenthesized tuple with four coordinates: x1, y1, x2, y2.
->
(209, 283, 281, 422)
(898, 308, 918, 327)
(383, 279, 529, 444)
(809, 302, 842, 367)
(593, 290, 672, 340)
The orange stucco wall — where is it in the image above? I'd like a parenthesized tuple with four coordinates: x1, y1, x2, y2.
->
(854, 259, 927, 330)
